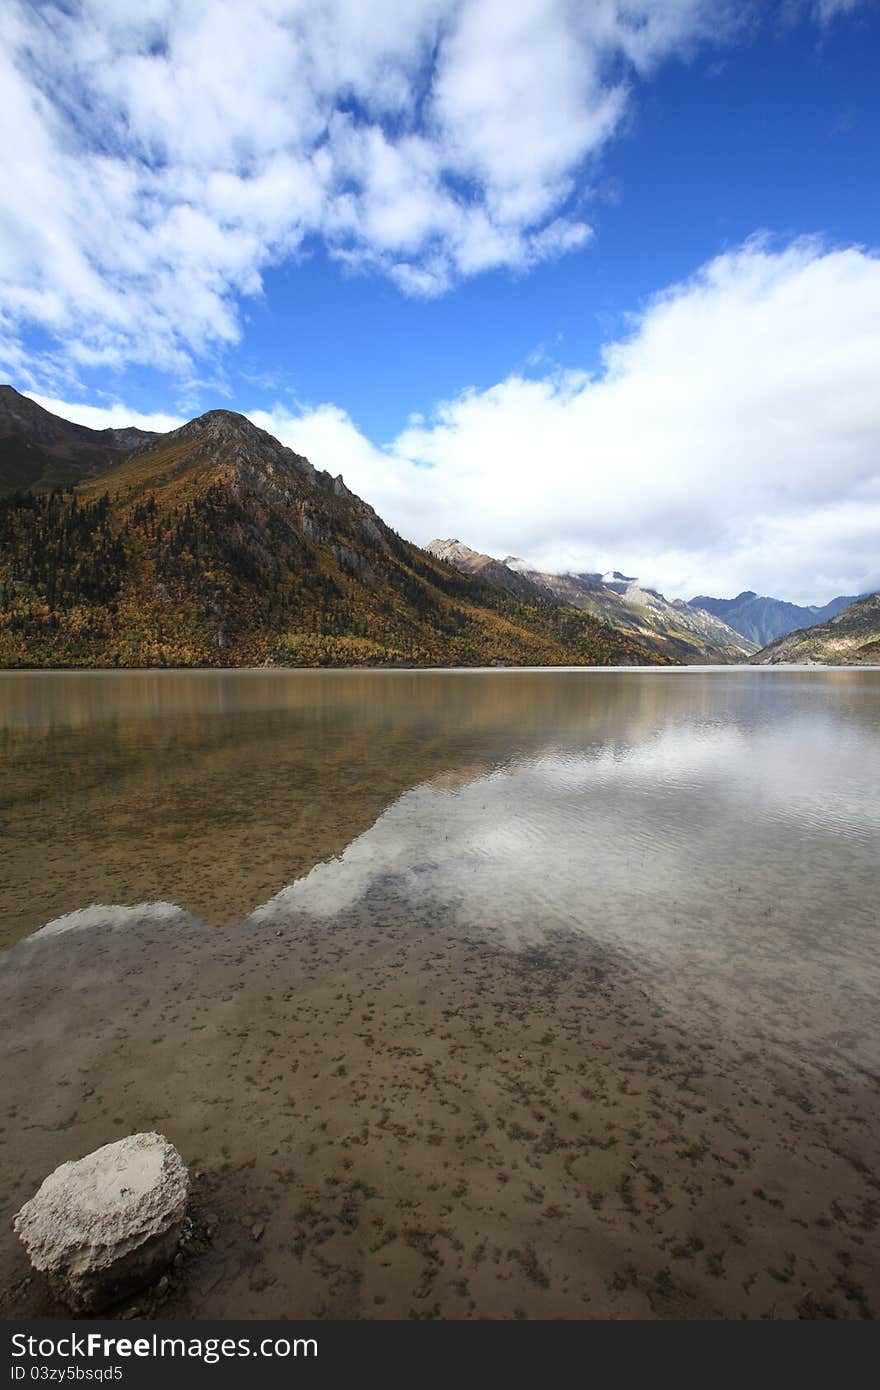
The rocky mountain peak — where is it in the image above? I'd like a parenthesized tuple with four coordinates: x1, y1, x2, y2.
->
(157, 407, 329, 495)
(170, 408, 266, 445)
(427, 538, 477, 564)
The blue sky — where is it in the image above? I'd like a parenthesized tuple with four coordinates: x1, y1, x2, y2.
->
(237, 8, 880, 443)
(2, 1, 879, 602)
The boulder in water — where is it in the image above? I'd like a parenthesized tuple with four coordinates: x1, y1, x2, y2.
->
(13, 1132, 189, 1313)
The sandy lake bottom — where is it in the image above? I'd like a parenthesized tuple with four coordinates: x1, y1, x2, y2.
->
(1, 667, 878, 1318)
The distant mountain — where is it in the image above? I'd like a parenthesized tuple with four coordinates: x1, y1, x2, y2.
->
(522, 570, 757, 664)
(428, 540, 756, 664)
(750, 593, 880, 665)
(689, 589, 867, 646)
(598, 571, 638, 594)
(426, 538, 557, 605)
(0, 389, 662, 669)
(0, 386, 158, 495)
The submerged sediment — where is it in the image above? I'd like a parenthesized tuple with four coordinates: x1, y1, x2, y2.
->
(1, 900, 877, 1320)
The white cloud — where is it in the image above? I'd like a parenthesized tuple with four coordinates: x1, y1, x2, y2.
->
(27, 239, 880, 605)
(1, 0, 737, 376)
(249, 403, 434, 539)
(258, 239, 880, 606)
(27, 394, 185, 436)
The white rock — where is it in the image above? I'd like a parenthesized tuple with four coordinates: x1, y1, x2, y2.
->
(13, 1132, 190, 1313)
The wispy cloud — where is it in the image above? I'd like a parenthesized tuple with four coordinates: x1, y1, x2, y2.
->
(811, 0, 871, 22)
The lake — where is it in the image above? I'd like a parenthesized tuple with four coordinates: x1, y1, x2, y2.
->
(1, 667, 879, 1319)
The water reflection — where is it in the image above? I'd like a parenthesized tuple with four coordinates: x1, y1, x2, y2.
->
(3, 668, 877, 1070)
(3, 667, 879, 1321)
(242, 684, 879, 1068)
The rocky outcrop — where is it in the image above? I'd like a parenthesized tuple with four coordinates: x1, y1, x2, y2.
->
(13, 1132, 190, 1313)
(426, 538, 557, 604)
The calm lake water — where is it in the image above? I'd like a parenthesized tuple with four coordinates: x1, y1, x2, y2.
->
(2, 667, 879, 1068)
(2, 666, 880, 1320)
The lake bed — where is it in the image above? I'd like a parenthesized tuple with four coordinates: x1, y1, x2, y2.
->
(1, 667, 878, 1318)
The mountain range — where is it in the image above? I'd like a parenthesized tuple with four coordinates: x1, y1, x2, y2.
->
(427, 540, 757, 664)
(427, 541, 878, 664)
(749, 593, 880, 666)
(1, 386, 875, 669)
(0, 388, 658, 669)
(689, 588, 867, 646)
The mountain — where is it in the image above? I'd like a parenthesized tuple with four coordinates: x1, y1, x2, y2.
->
(0, 389, 663, 669)
(429, 541, 756, 663)
(517, 570, 758, 664)
(750, 593, 880, 665)
(689, 589, 867, 646)
(598, 571, 638, 594)
(0, 386, 158, 495)
(427, 538, 558, 604)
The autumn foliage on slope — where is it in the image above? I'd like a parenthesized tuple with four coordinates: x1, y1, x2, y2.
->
(0, 408, 663, 669)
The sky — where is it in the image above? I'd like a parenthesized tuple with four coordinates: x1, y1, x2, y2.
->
(2, 0, 879, 605)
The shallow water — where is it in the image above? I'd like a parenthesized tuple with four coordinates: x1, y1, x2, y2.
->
(2, 666, 879, 1319)
(2, 666, 878, 1063)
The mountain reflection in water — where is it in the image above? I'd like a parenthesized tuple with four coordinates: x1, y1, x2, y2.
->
(2, 667, 878, 1074)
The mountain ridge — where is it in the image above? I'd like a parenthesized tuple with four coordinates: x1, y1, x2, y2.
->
(690, 588, 867, 646)
(750, 593, 880, 665)
(0, 386, 159, 495)
(427, 538, 559, 605)
(0, 387, 662, 670)
(427, 539, 756, 664)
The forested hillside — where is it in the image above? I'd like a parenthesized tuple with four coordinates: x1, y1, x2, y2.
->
(0, 400, 663, 670)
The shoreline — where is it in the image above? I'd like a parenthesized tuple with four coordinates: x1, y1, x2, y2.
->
(2, 662, 878, 676)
